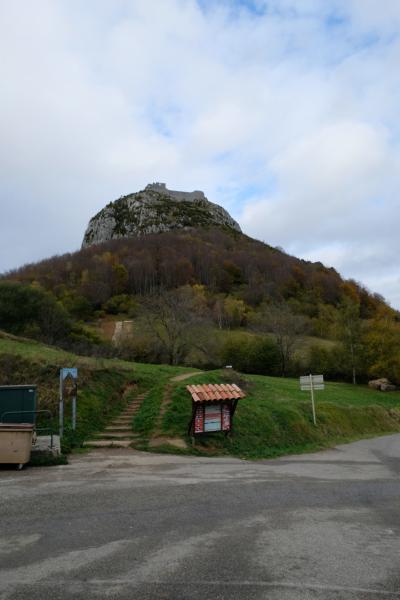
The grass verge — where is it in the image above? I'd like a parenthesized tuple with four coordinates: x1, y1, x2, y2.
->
(0, 331, 192, 453)
(161, 370, 400, 459)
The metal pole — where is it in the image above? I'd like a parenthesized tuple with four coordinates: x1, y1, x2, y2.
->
(59, 371, 64, 438)
(72, 396, 76, 431)
(310, 373, 316, 425)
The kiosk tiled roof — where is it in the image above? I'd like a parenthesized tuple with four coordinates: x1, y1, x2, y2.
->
(186, 383, 246, 402)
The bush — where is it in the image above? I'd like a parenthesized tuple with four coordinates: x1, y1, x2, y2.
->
(102, 294, 137, 316)
(0, 282, 72, 344)
(306, 343, 369, 382)
(221, 335, 280, 376)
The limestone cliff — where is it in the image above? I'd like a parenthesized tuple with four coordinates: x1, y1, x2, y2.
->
(82, 183, 241, 247)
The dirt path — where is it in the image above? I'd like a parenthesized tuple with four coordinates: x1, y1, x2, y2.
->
(170, 371, 201, 382)
(150, 371, 202, 448)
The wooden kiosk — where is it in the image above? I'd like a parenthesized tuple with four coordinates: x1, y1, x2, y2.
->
(187, 383, 245, 436)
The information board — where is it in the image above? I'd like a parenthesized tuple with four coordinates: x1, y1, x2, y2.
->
(204, 404, 221, 432)
(222, 404, 231, 431)
(194, 405, 204, 433)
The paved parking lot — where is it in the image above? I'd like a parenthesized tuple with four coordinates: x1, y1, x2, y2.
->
(1, 434, 400, 599)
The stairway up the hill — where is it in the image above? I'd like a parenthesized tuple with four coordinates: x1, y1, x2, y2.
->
(84, 393, 146, 448)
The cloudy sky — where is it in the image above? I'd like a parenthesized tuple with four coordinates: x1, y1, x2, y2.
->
(1, 0, 399, 307)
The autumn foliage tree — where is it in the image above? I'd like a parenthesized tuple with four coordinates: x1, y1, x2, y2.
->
(365, 309, 400, 384)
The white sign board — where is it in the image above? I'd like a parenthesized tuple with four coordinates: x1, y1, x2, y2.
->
(300, 374, 324, 425)
(300, 374, 324, 391)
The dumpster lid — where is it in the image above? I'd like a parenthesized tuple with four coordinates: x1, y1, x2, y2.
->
(0, 385, 37, 391)
(0, 423, 34, 431)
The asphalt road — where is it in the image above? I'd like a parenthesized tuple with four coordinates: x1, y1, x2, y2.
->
(1, 434, 400, 600)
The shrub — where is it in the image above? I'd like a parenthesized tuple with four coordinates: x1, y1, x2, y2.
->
(221, 335, 280, 375)
(102, 294, 137, 316)
(0, 282, 72, 344)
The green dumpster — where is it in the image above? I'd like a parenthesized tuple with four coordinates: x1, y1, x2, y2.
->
(0, 385, 37, 424)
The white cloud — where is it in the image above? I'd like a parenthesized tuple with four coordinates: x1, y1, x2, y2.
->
(0, 0, 399, 307)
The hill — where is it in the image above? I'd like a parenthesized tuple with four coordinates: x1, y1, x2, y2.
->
(3, 226, 387, 318)
(1, 191, 399, 383)
(82, 182, 241, 247)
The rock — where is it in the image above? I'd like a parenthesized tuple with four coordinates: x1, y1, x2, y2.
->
(381, 383, 397, 392)
(82, 182, 241, 247)
(368, 378, 397, 392)
(368, 378, 390, 390)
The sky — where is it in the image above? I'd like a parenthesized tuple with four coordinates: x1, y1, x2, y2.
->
(1, 0, 399, 307)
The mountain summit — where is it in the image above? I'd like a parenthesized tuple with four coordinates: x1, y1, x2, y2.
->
(82, 183, 241, 247)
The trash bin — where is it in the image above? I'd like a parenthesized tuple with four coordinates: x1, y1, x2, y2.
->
(0, 385, 37, 424)
(0, 423, 33, 469)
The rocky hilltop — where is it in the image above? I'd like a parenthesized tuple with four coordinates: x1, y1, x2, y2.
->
(82, 183, 241, 247)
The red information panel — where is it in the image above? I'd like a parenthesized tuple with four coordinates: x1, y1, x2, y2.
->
(204, 404, 221, 432)
(222, 404, 231, 431)
(194, 405, 204, 433)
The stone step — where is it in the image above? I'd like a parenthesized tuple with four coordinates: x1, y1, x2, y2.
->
(115, 414, 134, 419)
(96, 432, 140, 440)
(105, 426, 132, 432)
(84, 440, 134, 448)
(83, 394, 146, 449)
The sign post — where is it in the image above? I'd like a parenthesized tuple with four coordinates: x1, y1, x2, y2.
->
(300, 374, 324, 425)
(59, 368, 78, 437)
(310, 373, 316, 426)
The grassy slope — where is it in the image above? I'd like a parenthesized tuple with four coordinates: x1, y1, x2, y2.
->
(0, 331, 189, 451)
(160, 370, 400, 458)
(1, 331, 399, 460)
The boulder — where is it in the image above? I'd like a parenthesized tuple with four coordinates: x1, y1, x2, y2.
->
(380, 383, 397, 392)
(368, 378, 397, 392)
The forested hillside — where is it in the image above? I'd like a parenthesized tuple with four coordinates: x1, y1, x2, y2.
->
(2, 228, 387, 313)
(1, 228, 399, 383)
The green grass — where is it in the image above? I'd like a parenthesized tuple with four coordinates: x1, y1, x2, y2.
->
(0, 330, 136, 370)
(161, 370, 400, 459)
(0, 331, 192, 451)
(2, 330, 400, 461)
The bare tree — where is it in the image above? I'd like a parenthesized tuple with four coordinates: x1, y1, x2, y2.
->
(140, 286, 211, 365)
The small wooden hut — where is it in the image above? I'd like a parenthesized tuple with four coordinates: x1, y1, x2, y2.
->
(186, 383, 245, 436)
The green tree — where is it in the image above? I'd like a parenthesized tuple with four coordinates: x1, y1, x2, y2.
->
(0, 282, 72, 343)
(336, 298, 365, 384)
(253, 304, 307, 376)
(221, 334, 280, 375)
(365, 309, 400, 384)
